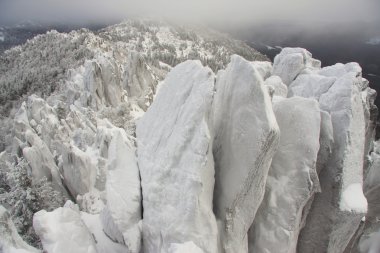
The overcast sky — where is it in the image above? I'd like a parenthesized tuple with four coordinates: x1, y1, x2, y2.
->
(0, 0, 379, 27)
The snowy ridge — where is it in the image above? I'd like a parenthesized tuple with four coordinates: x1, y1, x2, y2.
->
(0, 21, 378, 253)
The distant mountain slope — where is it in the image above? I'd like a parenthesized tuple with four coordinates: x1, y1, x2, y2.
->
(0, 20, 267, 116)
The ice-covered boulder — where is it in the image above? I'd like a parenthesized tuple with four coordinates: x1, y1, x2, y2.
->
(288, 73, 336, 100)
(61, 144, 97, 197)
(83, 56, 124, 109)
(22, 130, 65, 193)
(251, 61, 272, 80)
(33, 201, 97, 253)
(264, 75, 288, 97)
(248, 97, 321, 253)
(100, 128, 142, 252)
(0, 206, 40, 253)
(272, 47, 321, 85)
(81, 212, 129, 253)
(124, 51, 158, 110)
(212, 55, 280, 253)
(346, 142, 380, 253)
(136, 60, 218, 253)
(297, 66, 368, 253)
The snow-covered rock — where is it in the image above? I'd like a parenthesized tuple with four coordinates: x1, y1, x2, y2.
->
(81, 212, 129, 253)
(33, 201, 97, 253)
(251, 61, 272, 80)
(136, 60, 218, 253)
(272, 47, 321, 85)
(288, 73, 336, 100)
(100, 128, 142, 252)
(212, 55, 280, 253)
(264, 75, 288, 97)
(0, 206, 40, 253)
(61, 144, 97, 197)
(124, 51, 158, 110)
(83, 56, 124, 109)
(297, 62, 368, 253)
(316, 110, 334, 174)
(248, 97, 321, 253)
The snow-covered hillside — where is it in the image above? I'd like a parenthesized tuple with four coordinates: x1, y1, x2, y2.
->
(0, 20, 379, 253)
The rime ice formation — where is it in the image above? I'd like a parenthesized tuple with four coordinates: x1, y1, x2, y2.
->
(248, 97, 321, 253)
(264, 75, 288, 97)
(136, 61, 218, 253)
(0, 20, 378, 253)
(33, 201, 97, 253)
(294, 61, 369, 253)
(212, 55, 279, 253)
(272, 47, 321, 85)
(100, 128, 142, 252)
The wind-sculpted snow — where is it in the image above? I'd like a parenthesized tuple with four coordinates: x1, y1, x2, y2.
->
(249, 97, 321, 253)
(212, 55, 279, 253)
(136, 61, 218, 253)
(264, 75, 288, 97)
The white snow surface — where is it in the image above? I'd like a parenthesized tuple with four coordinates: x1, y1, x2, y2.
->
(264, 75, 288, 97)
(249, 97, 321, 253)
(33, 201, 97, 253)
(168, 241, 205, 253)
(136, 60, 218, 253)
(100, 127, 142, 252)
(340, 183, 368, 213)
(212, 55, 279, 253)
(272, 47, 321, 85)
(81, 212, 129, 253)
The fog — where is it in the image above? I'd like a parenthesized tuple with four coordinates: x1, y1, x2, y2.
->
(0, 0, 379, 27)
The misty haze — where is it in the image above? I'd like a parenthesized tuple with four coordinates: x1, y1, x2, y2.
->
(0, 1, 380, 253)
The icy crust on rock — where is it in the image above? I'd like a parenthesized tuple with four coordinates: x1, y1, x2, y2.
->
(81, 212, 129, 253)
(0, 206, 40, 253)
(264, 75, 288, 98)
(249, 97, 321, 253)
(136, 60, 218, 253)
(294, 55, 369, 252)
(352, 142, 380, 253)
(272, 47, 321, 85)
(100, 128, 142, 252)
(212, 55, 279, 253)
(33, 201, 97, 253)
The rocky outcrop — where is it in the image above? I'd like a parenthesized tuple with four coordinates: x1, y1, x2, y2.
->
(136, 61, 218, 253)
(124, 51, 158, 110)
(297, 61, 368, 253)
(100, 128, 142, 252)
(248, 97, 321, 253)
(272, 47, 321, 85)
(212, 55, 279, 253)
(264, 75, 288, 97)
(83, 56, 124, 109)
